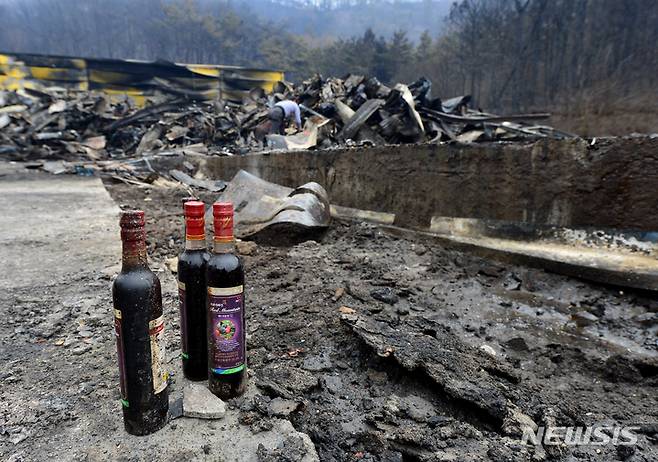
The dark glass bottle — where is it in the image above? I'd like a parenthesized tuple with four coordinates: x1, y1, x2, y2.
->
(177, 201, 210, 380)
(206, 202, 247, 399)
(112, 210, 168, 435)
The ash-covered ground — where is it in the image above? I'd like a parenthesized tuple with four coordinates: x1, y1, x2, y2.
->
(1, 177, 657, 462)
(112, 183, 658, 461)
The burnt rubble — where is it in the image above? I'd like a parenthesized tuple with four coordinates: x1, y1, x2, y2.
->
(276, 74, 575, 146)
(1, 75, 574, 165)
(0, 74, 577, 191)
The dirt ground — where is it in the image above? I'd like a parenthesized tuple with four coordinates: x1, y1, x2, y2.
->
(1, 174, 657, 462)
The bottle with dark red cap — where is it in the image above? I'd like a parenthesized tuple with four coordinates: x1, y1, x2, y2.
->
(206, 202, 247, 399)
(112, 210, 168, 435)
(177, 200, 210, 380)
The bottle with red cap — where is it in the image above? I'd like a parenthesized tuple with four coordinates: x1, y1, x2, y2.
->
(177, 200, 210, 380)
(112, 210, 168, 435)
(206, 202, 247, 399)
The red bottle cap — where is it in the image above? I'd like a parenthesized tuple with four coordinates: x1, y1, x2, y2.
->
(213, 202, 234, 242)
(184, 201, 205, 240)
(120, 210, 146, 242)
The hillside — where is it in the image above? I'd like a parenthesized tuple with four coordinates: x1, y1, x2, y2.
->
(225, 0, 452, 42)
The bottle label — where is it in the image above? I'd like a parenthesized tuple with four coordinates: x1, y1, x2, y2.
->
(114, 309, 129, 408)
(149, 315, 167, 394)
(214, 213, 234, 242)
(178, 281, 188, 359)
(208, 285, 245, 375)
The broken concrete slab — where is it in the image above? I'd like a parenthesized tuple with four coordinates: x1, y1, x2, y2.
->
(183, 383, 227, 419)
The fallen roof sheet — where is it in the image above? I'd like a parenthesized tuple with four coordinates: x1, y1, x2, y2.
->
(212, 170, 330, 240)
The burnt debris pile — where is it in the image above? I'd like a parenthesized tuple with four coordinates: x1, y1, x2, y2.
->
(291, 75, 575, 146)
(0, 89, 223, 163)
(0, 74, 574, 166)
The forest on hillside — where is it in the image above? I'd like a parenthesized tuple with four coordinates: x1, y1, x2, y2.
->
(225, 0, 451, 42)
(1, 0, 656, 134)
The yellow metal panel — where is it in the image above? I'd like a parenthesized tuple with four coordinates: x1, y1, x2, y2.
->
(67, 58, 86, 70)
(105, 88, 148, 107)
(88, 69, 140, 85)
(162, 76, 220, 90)
(260, 81, 277, 92)
(0, 58, 28, 91)
(0, 52, 285, 103)
(239, 70, 285, 81)
(103, 87, 147, 96)
(29, 66, 86, 82)
(185, 64, 221, 77)
(0, 66, 27, 80)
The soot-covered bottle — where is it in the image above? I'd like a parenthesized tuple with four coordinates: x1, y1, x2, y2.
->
(177, 200, 210, 380)
(112, 210, 168, 435)
(206, 202, 247, 399)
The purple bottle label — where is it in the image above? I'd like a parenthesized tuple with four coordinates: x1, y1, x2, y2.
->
(208, 285, 245, 375)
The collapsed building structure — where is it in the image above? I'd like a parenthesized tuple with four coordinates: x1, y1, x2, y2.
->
(0, 71, 574, 160)
(1, 70, 575, 180)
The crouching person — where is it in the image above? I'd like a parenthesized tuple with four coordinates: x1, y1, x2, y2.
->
(268, 100, 302, 135)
